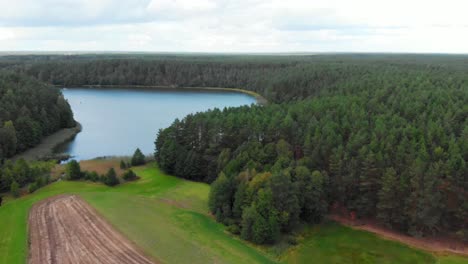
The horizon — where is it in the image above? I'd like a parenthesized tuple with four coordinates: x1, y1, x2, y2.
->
(1, 0, 467, 53)
(1, 51, 468, 56)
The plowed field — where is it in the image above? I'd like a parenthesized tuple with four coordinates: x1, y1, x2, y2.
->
(28, 195, 155, 264)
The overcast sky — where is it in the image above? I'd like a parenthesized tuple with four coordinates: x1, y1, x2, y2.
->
(0, 0, 467, 53)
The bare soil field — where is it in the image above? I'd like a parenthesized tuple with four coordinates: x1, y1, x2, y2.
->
(28, 195, 156, 264)
(79, 158, 126, 176)
(51, 158, 126, 180)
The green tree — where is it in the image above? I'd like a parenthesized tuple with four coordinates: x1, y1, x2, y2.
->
(105, 168, 119, 186)
(301, 170, 328, 223)
(241, 188, 280, 244)
(0, 121, 17, 157)
(66, 160, 82, 180)
(269, 171, 300, 230)
(120, 160, 127, 169)
(377, 168, 400, 227)
(208, 172, 235, 222)
(131, 148, 146, 166)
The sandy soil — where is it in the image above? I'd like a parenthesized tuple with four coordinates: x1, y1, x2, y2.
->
(28, 195, 156, 264)
(329, 214, 468, 256)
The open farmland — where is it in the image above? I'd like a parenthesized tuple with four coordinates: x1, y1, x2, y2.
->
(28, 195, 155, 264)
(0, 161, 466, 264)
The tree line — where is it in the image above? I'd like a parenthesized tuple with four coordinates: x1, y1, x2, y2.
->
(0, 159, 56, 197)
(6, 53, 468, 103)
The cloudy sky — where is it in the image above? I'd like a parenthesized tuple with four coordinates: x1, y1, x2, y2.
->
(0, 0, 467, 53)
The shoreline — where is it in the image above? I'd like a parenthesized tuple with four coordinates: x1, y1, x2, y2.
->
(55, 84, 268, 105)
(12, 122, 82, 161)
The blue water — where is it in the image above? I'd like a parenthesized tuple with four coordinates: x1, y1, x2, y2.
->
(59, 88, 256, 160)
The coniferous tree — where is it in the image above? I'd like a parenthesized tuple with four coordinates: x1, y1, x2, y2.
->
(377, 168, 400, 227)
(131, 148, 146, 166)
(120, 160, 127, 169)
(105, 168, 119, 186)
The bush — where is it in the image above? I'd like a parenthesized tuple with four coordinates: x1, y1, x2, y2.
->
(10, 181, 19, 198)
(104, 168, 119, 186)
(226, 224, 240, 235)
(123, 169, 138, 181)
(287, 235, 298, 245)
(29, 183, 38, 194)
(89, 171, 99, 182)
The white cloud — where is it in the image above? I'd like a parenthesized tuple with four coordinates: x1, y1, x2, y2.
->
(0, 0, 467, 52)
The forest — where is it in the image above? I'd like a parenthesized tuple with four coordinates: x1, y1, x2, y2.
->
(0, 72, 75, 193)
(151, 55, 467, 243)
(0, 54, 467, 244)
(0, 73, 75, 160)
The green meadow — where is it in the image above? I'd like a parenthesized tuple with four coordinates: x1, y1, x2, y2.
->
(0, 162, 466, 264)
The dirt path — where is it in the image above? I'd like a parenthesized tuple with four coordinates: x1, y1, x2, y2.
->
(28, 195, 156, 264)
(329, 215, 468, 256)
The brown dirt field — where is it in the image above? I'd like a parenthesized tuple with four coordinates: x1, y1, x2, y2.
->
(79, 159, 126, 176)
(28, 195, 156, 264)
(51, 158, 127, 180)
(329, 214, 468, 257)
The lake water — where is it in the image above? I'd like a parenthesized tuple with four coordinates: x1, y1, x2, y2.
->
(58, 88, 256, 160)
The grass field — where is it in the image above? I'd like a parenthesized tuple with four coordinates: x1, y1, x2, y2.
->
(0, 162, 466, 263)
(283, 222, 434, 264)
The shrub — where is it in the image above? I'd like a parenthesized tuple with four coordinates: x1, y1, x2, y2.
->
(287, 235, 298, 245)
(11, 181, 19, 198)
(123, 169, 138, 181)
(29, 183, 38, 194)
(104, 168, 119, 186)
(89, 171, 99, 182)
(227, 224, 240, 235)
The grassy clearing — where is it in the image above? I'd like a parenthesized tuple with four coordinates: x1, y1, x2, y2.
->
(281, 222, 434, 264)
(0, 161, 466, 264)
(82, 164, 272, 263)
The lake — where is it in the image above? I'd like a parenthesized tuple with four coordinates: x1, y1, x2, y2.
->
(58, 88, 257, 160)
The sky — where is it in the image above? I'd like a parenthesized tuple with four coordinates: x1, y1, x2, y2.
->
(0, 0, 467, 53)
